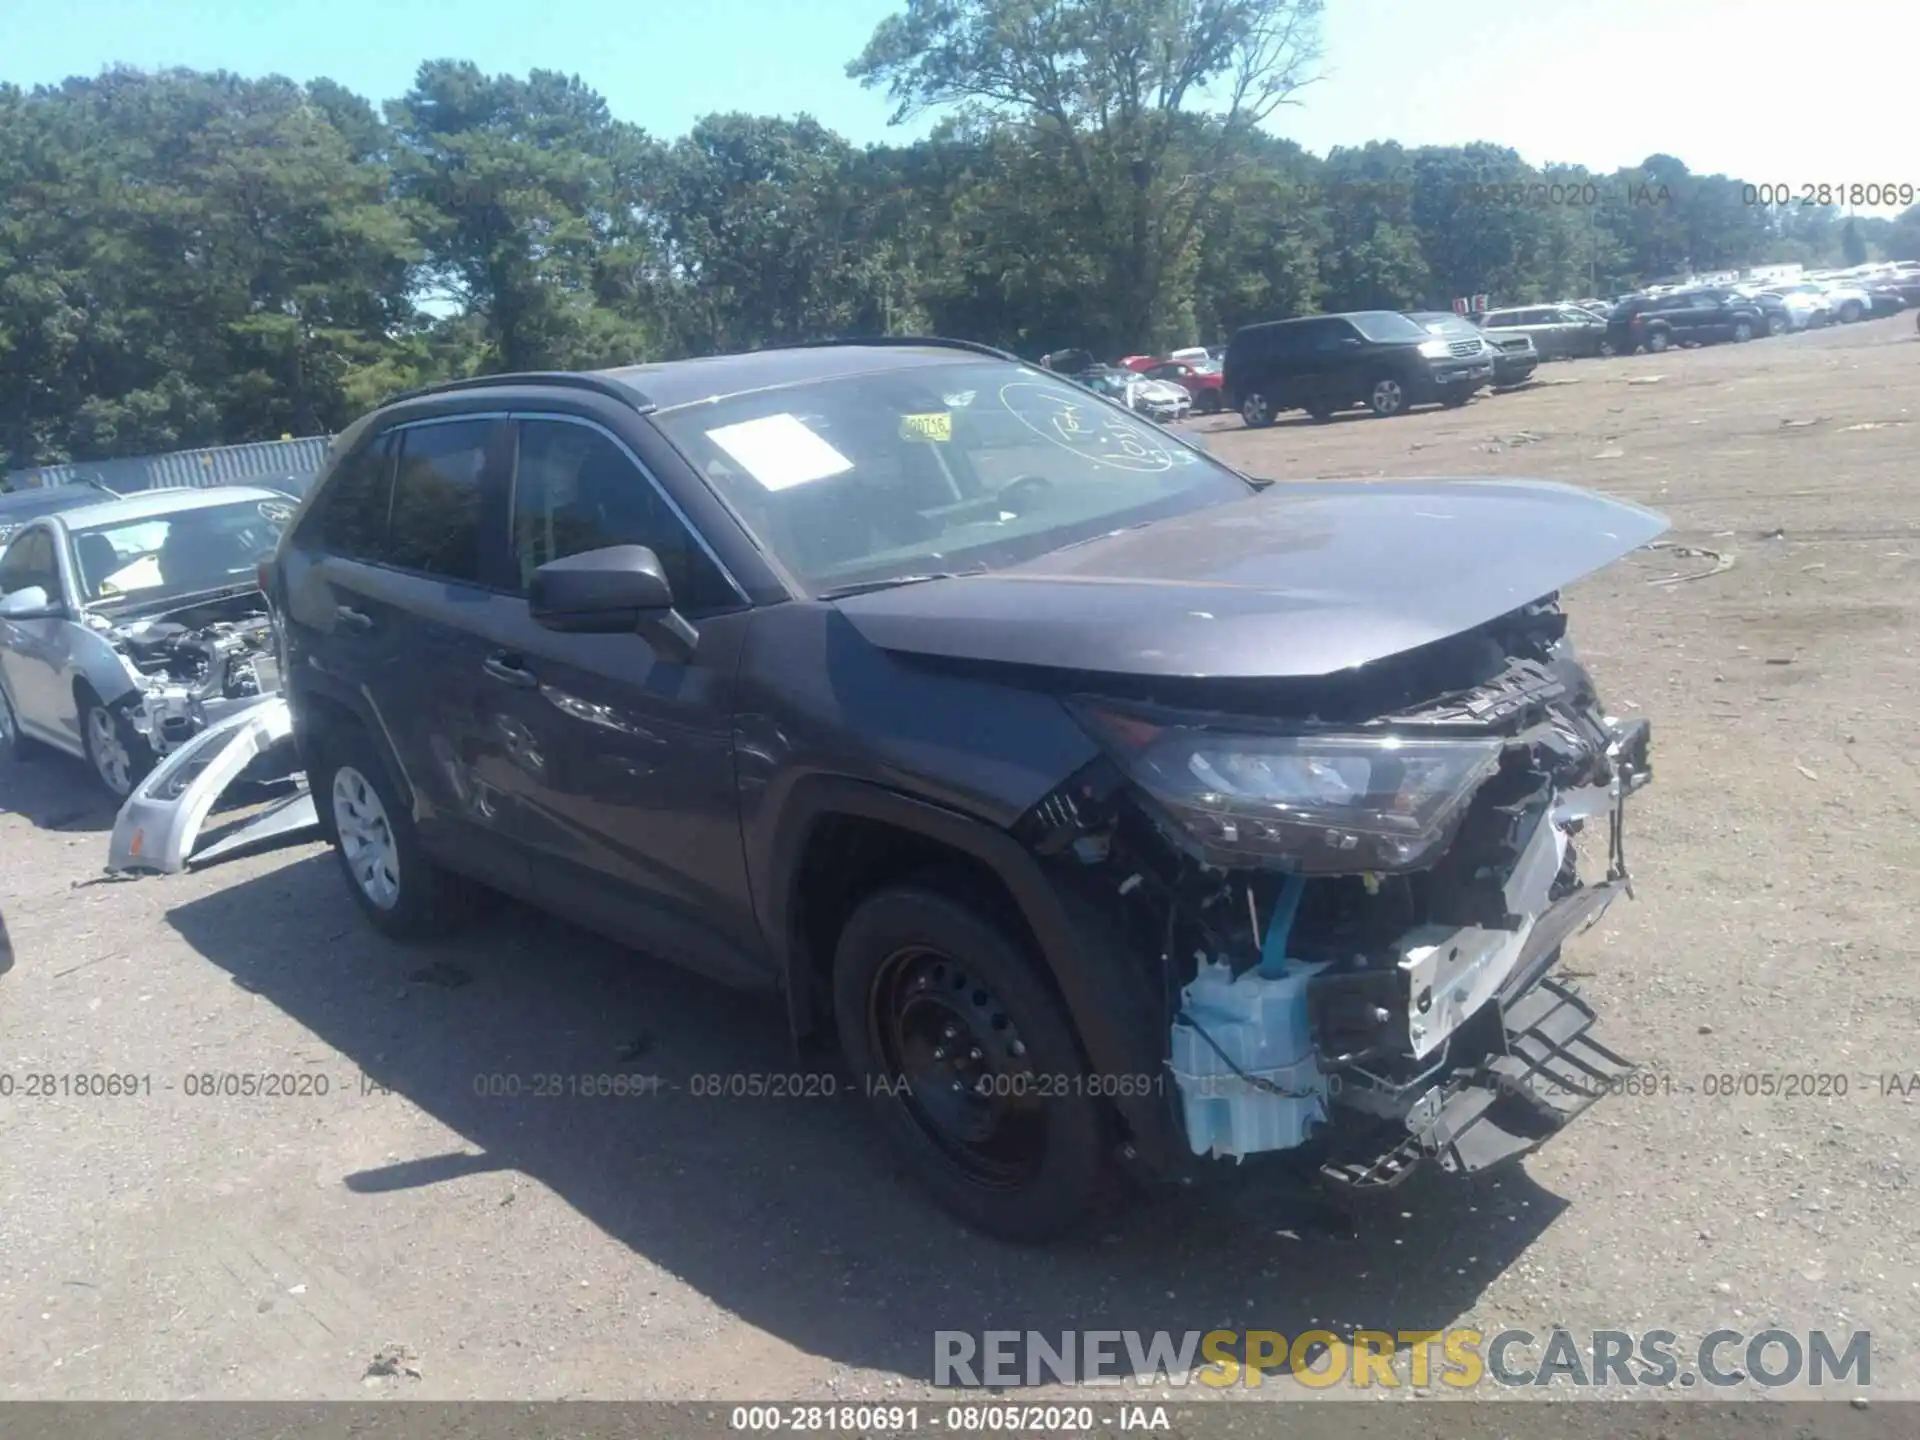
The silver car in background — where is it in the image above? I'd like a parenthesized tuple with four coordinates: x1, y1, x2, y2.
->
(0, 485, 292, 797)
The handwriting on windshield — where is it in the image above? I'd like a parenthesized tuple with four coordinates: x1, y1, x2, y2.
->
(997, 382, 1179, 474)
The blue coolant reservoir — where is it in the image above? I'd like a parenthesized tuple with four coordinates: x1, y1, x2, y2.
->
(1169, 958, 1331, 1160)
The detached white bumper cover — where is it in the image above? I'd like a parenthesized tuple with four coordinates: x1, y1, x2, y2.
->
(106, 696, 318, 875)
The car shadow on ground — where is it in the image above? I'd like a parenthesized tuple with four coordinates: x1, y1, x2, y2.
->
(0, 753, 121, 831)
(166, 852, 1566, 1385)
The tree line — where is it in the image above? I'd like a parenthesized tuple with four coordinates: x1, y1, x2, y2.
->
(4, 0, 1916, 471)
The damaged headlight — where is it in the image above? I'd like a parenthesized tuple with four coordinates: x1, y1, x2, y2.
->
(1072, 703, 1503, 873)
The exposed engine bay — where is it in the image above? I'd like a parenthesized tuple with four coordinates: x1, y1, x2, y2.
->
(98, 591, 281, 754)
(1014, 593, 1649, 1193)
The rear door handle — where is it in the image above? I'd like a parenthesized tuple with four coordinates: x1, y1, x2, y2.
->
(482, 652, 538, 689)
(335, 605, 374, 632)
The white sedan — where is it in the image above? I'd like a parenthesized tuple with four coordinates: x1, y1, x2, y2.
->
(0, 485, 291, 797)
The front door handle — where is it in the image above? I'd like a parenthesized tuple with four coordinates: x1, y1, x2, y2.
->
(482, 652, 538, 689)
(335, 605, 374, 632)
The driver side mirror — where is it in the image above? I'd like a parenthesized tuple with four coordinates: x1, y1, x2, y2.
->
(528, 544, 698, 660)
(0, 585, 61, 620)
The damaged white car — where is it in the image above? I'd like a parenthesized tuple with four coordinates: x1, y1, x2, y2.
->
(0, 485, 293, 799)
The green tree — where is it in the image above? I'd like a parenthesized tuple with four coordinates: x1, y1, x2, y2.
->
(1839, 217, 1868, 266)
(385, 61, 659, 373)
(850, 0, 1324, 350)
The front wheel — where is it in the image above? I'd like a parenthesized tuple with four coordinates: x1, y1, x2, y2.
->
(1839, 301, 1864, 324)
(78, 687, 153, 800)
(1732, 320, 1754, 342)
(1367, 375, 1408, 417)
(833, 878, 1107, 1242)
(1239, 392, 1275, 428)
(1646, 329, 1672, 353)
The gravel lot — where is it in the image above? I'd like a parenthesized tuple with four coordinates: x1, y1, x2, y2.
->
(3, 316, 1917, 1403)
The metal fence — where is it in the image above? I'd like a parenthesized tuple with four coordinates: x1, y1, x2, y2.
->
(5, 435, 334, 494)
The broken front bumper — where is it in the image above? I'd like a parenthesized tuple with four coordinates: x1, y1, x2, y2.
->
(105, 695, 319, 875)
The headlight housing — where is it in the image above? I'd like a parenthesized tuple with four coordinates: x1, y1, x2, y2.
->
(1071, 702, 1504, 873)
(1417, 338, 1453, 359)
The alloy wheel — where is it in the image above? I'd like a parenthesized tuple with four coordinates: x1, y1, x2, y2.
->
(867, 946, 1045, 1189)
(332, 764, 401, 910)
(1369, 377, 1405, 416)
(86, 705, 134, 797)
(1240, 393, 1272, 427)
(1733, 321, 1753, 342)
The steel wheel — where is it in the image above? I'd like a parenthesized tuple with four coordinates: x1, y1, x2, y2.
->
(332, 764, 401, 910)
(867, 946, 1045, 1190)
(1368, 376, 1406, 417)
(85, 704, 135, 797)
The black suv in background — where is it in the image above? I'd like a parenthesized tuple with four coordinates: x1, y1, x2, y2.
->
(262, 338, 1661, 1241)
(1223, 311, 1494, 426)
(1606, 290, 1765, 354)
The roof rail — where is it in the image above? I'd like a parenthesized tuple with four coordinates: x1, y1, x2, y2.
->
(385, 371, 651, 409)
(790, 334, 1022, 364)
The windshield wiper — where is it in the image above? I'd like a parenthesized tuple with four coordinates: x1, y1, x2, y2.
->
(817, 568, 986, 600)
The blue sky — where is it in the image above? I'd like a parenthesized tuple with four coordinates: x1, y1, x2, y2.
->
(4, 0, 1912, 213)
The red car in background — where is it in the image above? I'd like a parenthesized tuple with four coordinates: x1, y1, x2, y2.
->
(1138, 357, 1227, 413)
(1118, 355, 1159, 372)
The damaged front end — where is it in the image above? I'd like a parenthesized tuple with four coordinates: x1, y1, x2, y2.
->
(1018, 596, 1651, 1194)
(91, 589, 283, 755)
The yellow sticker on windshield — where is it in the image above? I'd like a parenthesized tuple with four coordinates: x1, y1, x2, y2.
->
(899, 411, 952, 442)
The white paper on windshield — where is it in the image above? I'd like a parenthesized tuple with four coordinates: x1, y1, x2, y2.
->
(706, 413, 854, 492)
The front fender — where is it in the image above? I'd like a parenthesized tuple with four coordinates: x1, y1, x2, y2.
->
(106, 696, 316, 875)
(69, 622, 146, 707)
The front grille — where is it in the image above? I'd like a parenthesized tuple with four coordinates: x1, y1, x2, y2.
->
(1448, 339, 1483, 358)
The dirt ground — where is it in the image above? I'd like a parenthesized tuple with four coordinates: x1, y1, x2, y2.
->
(2, 316, 1917, 1404)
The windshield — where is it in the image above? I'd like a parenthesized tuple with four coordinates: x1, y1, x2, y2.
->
(650, 358, 1252, 595)
(1410, 314, 1481, 338)
(1349, 311, 1431, 343)
(71, 497, 290, 608)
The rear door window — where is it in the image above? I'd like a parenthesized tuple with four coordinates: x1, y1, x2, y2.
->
(386, 420, 508, 584)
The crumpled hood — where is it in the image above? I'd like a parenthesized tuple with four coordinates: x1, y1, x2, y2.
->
(831, 478, 1668, 678)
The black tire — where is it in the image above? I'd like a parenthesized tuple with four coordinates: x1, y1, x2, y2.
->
(832, 877, 1107, 1242)
(1646, 329, 1672, 353)
(0, 679, 43, 762)
(1839, 301, 1863, 324)
(1199, 391, 1222, 414)
(309, 723, 475, 941)
(1440, 388, 1473, 408)
(76, 684, 154, 800)
(1239, 391, 1275, 428)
